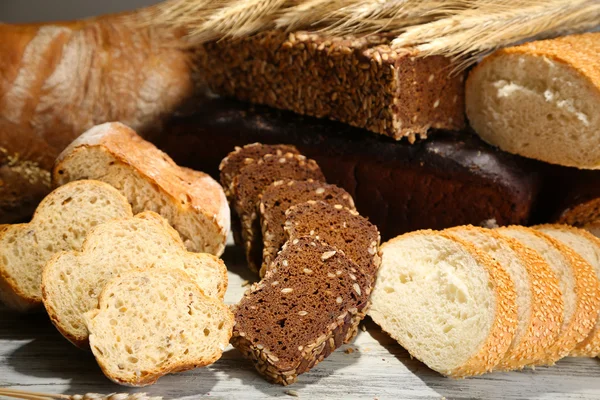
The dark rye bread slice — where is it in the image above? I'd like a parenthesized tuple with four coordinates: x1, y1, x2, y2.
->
(259, 179, 355, 277)
(283, 201, 381, 287)
(234, 153, 325, 272)
(231, 237, 370, 385)
(219, 143, 299, 245)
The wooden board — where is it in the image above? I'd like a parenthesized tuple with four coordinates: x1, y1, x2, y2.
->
(2, 244, 600, 400)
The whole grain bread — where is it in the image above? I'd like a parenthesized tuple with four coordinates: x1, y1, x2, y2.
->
(219, 143, 299, 245)
(0, 180, 132, 311)
(52, 122, 230, 256)
(259, 179, 355, 276)
(42, 211, 227, 348)
(85, 269, 234, 387)
(231, 237, 369, 385)
(233, 153, 325, 272)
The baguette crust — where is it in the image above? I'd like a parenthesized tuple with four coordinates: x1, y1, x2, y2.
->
(497, 226, 600, 362)
(53, 122, 230, 256)
(373, 230, 517, 378)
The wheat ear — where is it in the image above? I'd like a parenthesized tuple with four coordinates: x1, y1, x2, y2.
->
(0, 389, 162, 400)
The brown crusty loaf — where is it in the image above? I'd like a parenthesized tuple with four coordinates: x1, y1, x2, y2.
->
(53, 122, 230, 256)
(220, 143, 299, 245)
(259, 179, 355, 276)
(0, 180, 132, 311)
(466, 32, 600, 169)
(283, 201, 381, 287)
(198, 30, 465, 142)
(231, 237, 370, 385)
(233, 153, 325, 272)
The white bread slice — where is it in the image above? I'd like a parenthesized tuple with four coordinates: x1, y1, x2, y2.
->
(0, 180, 132, 311)
(535, 224, 600, 357)
(497, 226, 600, 363)
(52, 122, 230, 256)
(445, 226, 563, 370)
(42, 211, 227, 348)
(85, 269, 234, 387)
(368, 230, 517, 378)
(466, 33, 600, 169)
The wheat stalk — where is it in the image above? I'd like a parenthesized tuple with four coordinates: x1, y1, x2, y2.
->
(0, 389, 162, 400)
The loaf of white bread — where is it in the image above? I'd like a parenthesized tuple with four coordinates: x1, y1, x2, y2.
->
(370, 224, 600, 377)
(466, 32, 600, 169)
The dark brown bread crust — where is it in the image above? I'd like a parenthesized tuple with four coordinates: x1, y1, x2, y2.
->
(219, 143, 299, 245)
(156, 97, 543, 241)
(284, 201, 381, 287)
(231, 237, 369, 385)
(259, 179, 355, 276)
(234, 153, 325, 272)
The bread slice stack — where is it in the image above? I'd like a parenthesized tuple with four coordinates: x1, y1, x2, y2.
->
(370, 224, 600, 377)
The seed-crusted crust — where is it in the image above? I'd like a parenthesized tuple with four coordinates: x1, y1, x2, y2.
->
(445, 225, 564, 370)
(52, 122, 230, 256)
(259, 179, 355, 277)
(231, 237, 369, 385)
(219, 143, 299, 246)
(497, 226, 600, 363)
(233, 153, 325, 273)
(533, 223, 600, 357)
(198, 30, 465, 142)
(370, 229, 517, 378)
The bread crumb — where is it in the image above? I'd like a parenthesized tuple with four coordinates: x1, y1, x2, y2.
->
(285, 390, 299, 397)
(344, 347, 355, 354)
(241, 280, 250, 287)
(360, 324, 367, 332)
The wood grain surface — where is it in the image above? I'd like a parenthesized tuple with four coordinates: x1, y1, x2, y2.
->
(2, 243, 600, 399)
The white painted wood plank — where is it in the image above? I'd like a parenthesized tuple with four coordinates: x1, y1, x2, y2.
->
(2, 244, 600, 399)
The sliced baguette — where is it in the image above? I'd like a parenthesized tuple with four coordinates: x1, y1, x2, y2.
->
(0, 180, 132, 311)
(43, 211, 227, 348)
(535, 224, 600, 357)
(85, 269, 234, 387)
(369, 230, 517, 378)
(52, 122, 230, 256)
(497, 226, 600, 362)
(445, 226, 563, 369)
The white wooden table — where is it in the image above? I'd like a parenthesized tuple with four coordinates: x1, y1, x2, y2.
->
(2, 244, 600, 400)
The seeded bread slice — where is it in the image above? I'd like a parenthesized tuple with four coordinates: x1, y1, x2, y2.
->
(259, 179, 355, 276)
(445, 226, 563, 370)
(233, 153, 325, 272)
(369, 230, 517, 378)
(497, 226, 600, 362)
(220, 143, 299, 246)
(85, 269, 234, 387)
(0, 180, 132, 312)
(534, 224, 600, 357)
(282, 201, 380, 286)
(231, 237, 369, 385)
(43, 211, 227, 348)
(52, 122, 230, 256)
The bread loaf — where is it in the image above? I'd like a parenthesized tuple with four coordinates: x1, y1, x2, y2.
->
(43, 211, 227, 348)
(53, 122, 230, 256)
(0, 180, 132, 311)
(466, 32, 600, 169)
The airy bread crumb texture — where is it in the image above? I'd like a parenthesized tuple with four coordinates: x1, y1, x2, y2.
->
(86, 269, 233, 387)
(0, 180, 132, 311)
(42, 211, 227, 347)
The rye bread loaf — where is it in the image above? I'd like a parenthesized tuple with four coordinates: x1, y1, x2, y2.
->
(85, 269, 234, 387)
(234, 153, 325, 272)
(156, 97, 543, 241)
(0, 180, 132, 311)
(368, 230, 517, 378)
(231, 237, 370, 385)
(534, 224, 600, 357)
(496, 226, 600, 362)
(445, 226, 563, 369)
(42, 211, 227, 348)
(220, 143, 299, 245)
(283, 201, 381, 287)
(198, 30, 465, 141)
(259, 179, 355, 276)
(53, 122, 230, 256)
